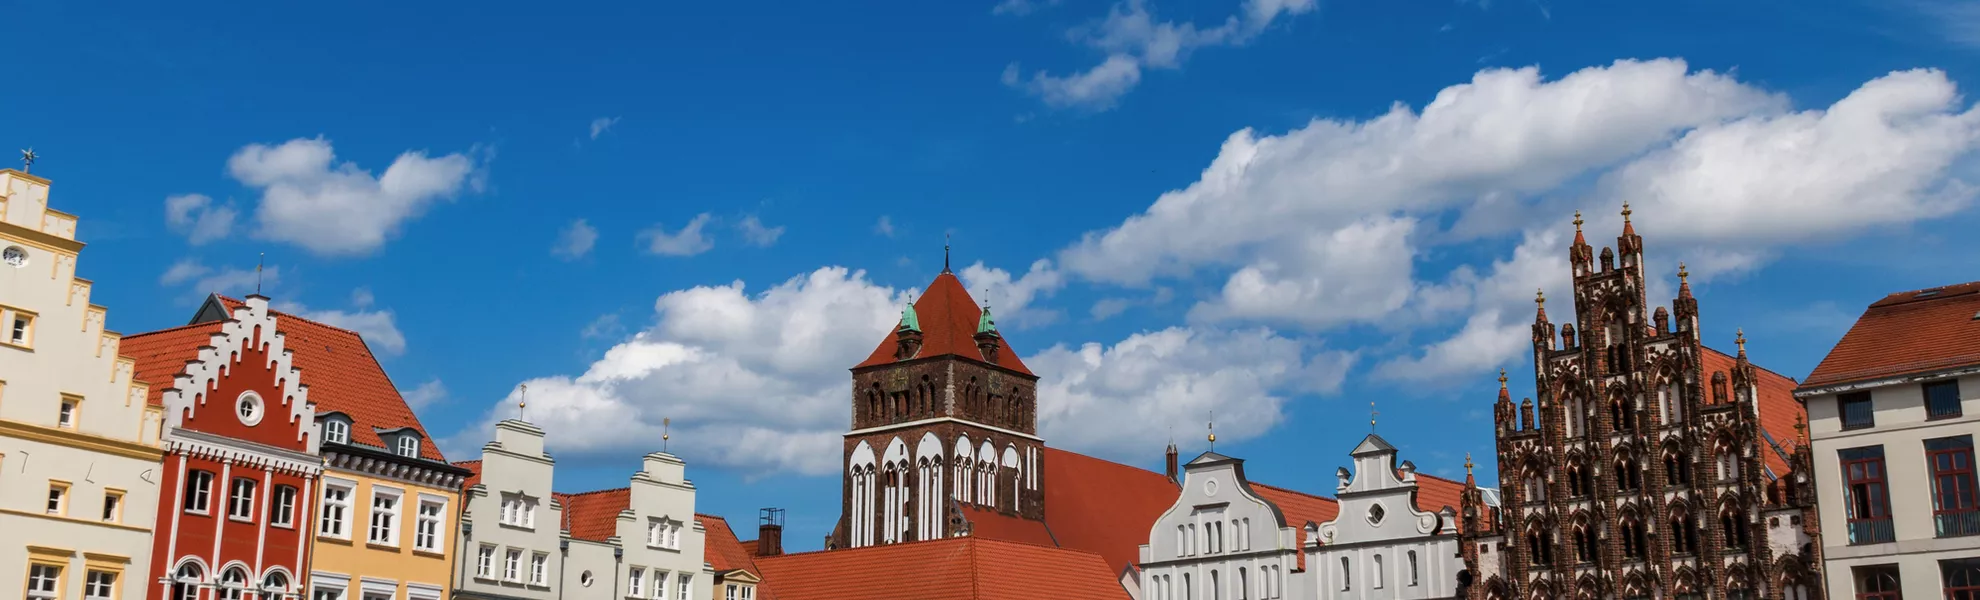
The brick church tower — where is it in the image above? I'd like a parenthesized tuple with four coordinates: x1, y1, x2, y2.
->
(1459, 206, 1823, 600)
(828, 257, 1044, 549)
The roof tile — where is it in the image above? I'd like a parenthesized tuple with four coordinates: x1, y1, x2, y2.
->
(753, 537, 1128, 600)
(1803, 281, 1980, 388)
(854, 273, 1032, 376)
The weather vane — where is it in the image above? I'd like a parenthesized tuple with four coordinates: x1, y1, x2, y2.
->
(662, 417, 672, 453)
(1370, 400, 1379, 433)
(517, 384, 528, 421)
(20, 148, 37, 173)
(1206, 410, 1216, 451)
(255, 253, 266, 295)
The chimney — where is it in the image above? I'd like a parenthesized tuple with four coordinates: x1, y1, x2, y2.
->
(757, 508, 785, 557)
(1165, 442, 1180, 483)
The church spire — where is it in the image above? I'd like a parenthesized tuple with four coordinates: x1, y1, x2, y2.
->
(943, 233, 951, 274)
(1621, 201, 1635, 236)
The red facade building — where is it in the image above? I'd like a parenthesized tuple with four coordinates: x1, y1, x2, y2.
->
(125, 295, 323, 600)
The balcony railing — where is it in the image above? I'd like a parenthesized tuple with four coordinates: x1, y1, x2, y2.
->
(1848, 519, 1896, 545)
(1938, 509, 1980, 538)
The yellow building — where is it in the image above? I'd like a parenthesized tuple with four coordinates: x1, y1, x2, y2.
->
(186, 296, 471, 600)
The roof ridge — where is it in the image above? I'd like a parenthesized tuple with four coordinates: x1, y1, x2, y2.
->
(1701, 345, 1799, 384)
(558, 486, 632, 498)
(122, 320, 224, 340)
(215, 294, 373, 338)
(1248, 480, 1339, 503)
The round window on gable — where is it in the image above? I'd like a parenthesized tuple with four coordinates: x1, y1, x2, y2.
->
(2, 246, 27, 268)
(236, 391, 265, 426)
(579, 572, 594, 587)
(1368, 504, 1387, 525)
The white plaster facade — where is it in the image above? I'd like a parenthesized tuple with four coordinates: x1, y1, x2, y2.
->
(0, 168, 165, 600)
(563, 452, 713, 600)
(1306, 435, 1462, 600)
(456, 420, 568, 600)
(1139, 452, 1301, 600)
(1799, 370, 1980, 600)
(454, 420, 714, 600)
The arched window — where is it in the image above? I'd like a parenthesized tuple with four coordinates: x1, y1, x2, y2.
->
(1341, 557, 1352, 591)
(1572, 525, 1597, 563)
(1568, 462, 1592, 497)
(1942, 559, 1978, 600)
(1210, 570, 1221, 600)
(1619, 517, 1647, 559)
(1374, 554, 1385, 589)
(1718, 446, 1742, 482)
(1617, 458, 1641, 492)
(262, 572, 290, 600)
(1409, 550, 1419, 586)
(1237, 567, 1248, 600)
(1526, 526, 1554, 565)
(1240, 518, 1251, 551)
(1613, 396, 1636, 430)
(1721, 506, 1751, 549)
(1183, 573, 1193, 600)
(172, 563, 204, 600)
(1857, 566, 1901, 600)
(1177, 525, 1188, 556)
(1565, 396, 1587, 438)
(1671, 510, 1699, 554)
(1665, 450, 1692, 486)
(219, 567, 248, 600)
(1658, 383, 1682, 424)
(1524, 472, 1547, 503)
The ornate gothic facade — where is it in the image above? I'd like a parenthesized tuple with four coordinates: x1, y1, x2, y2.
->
(1460, 209, 1823, 600)
(831, 266, 1045, 549)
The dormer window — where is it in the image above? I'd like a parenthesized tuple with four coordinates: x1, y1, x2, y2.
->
(322, 419, 350, 445)
(397, 435, 419, 458)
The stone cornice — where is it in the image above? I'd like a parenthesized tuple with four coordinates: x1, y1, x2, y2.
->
(323, 444, 469, 490)
(167, 429, 322, 477)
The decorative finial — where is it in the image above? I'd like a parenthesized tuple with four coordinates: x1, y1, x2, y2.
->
(1573, 210, 1584, 231)
(663, 417, 671, 452)
(1464, 452, 1475, 476)
(943, 233, 951, 274)
(1736, 328, 1747, 356)
(255, 252, 265, 295)
(1206, 412, 1216, 451)
(518, 383, 528, 420)
(1500, 368, 1509, 388)
(1794, 415, 1806, 441)
(1678, 262, 1689, 283)
(19, 148, 36, 173)
(1536, 288, 1545, 305)
(1370, 400, 1379, 433)
(1621, 200, 1632, 222)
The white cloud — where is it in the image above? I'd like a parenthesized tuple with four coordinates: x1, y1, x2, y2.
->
(233, 137, 482, 257)
(1059, 60, 1980, 383)
(589, 117, 621, 140)
(1090, 298, 1134, 320)
(737, 215, 785, 247)
(1905, 1, 1980, 48)
(873, 215, 896, 238)
(164, 193, 236, 245)
(401, 379, 447, 409)
(1030, 326, 1353, 458)
(554, 219, 599, 260)
(638, 213, 716, 257)
(160, 259, 278, 301)
(447, 266, 913, 475)
(159, 258, 213, 286)
(582, 313, 627, 340)
(298, 306, 408, 356)
(958, 259, 1067, 328)
(1004, 0, 1317, 110)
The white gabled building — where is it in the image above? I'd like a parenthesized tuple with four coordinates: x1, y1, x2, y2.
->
(1139, 450, 1302, 600)
(1306, 434, 1466, 600)
(0, 167, 165, 600)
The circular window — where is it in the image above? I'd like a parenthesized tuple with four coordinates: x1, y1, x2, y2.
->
(236, 391, 264, 426)
(579, 572, 594, 587)
(2, 246, 26, 268)
(1204, 478, 1219, 497)
(1368, 504, 1387, 525)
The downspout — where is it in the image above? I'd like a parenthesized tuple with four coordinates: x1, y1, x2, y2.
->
(558, 539, 569, 600)
(612, 549, 623, 600)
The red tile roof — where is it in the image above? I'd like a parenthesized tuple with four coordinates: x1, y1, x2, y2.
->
(1251, 481, 1340, 571)
(959, 506, 1058, 548)
(855, 272, 1033, 376)
(754, 537, 1129, 600)
(557, 488, 631, 543)
(698, 513, 763, 577)
(454, 460, 483, 490)
(1035, 447, 1180, 574)
(1413, 473, 1467, 516)
(1803, 281, 1980, 388)
(1701, 346, 1805, 478)
(125, 295, 449, 462)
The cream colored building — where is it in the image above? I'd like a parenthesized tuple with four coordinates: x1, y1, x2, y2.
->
(1797, 282, 1980, 600)
(0, 168, 166, 600)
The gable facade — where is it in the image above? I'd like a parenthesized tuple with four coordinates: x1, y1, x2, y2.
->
(1308, 435, 1463, 600)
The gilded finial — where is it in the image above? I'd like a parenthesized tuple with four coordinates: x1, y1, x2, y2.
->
(1536, 288, 1545, 305)
(517, 383, 528, 420)
(1678, 262, 1689, 283)
(1621, 201, 1632, 222)
(1464, 453, 1474, 475)
(1573, 210, 1584, 230)
(1736, 328, 1747, 354)
(1207, 413, 1216, 450)
(663, 417, 671, 452)
(1499, 368, 1509, 389)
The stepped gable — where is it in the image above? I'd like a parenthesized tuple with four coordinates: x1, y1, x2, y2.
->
(1701, 346, 1803, 477)
(854, 272, 1032, 375)
(126, 294, 448, 461)
(1803, 280, 1980, 387)
(754, 537, 1128, 600)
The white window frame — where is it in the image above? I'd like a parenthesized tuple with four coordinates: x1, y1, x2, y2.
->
(272, 485, 296, 527)
(58, 397, 77, 429)
(229, 477, 257, 522)
(413, 494, 445, 553)
(629, 568, 644, 598)
(504, 549, 523, 583)
(27, 564, 61, 600)
(47, 481, 68, 516)
(475, 545, 495, 579)
(726, 584, 738, 600)
(501, 493, 538, 529)
(85, 570, 116, 600)
(219, 567, 249, 600)
(396, 435, 419, 458)
(184, 470, 213, 514)
(367, 486, 403, 546)
(323, 420, 350, 445)
(320, 480, 354, 539)
(530, 553, 548, 586)
(653, 572, 670, 599)
(677, 575, 691, 600)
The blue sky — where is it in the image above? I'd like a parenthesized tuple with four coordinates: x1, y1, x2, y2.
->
(10, 0, 1980, 550)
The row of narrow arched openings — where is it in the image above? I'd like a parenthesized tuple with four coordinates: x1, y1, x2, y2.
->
(1517, 497, 1748, 567)
(863, 377, 940, 427)
(847, 433, 1026, 548)
(164, 559, 293, 600)
(1554, 374, 1691, 440)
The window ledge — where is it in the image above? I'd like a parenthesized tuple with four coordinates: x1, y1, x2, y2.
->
(318, 535, 353, 545)
(366, 542, 401, 552)
(413, 549, 446, 559)
(272, 522, 294, 530)
(229, 516, 255, 524)
(184, 509, 211, 517)
(0, 341, 34, 352)
(498, 523, 536, 532)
